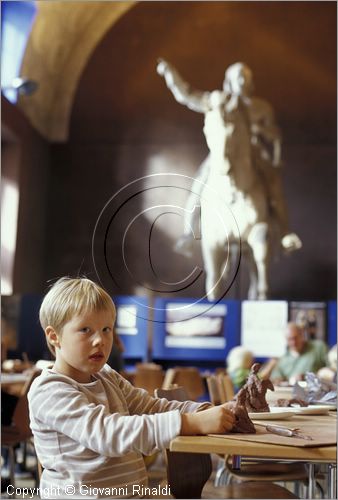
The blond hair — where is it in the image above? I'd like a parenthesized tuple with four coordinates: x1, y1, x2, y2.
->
(40, 277, 116, 356)
(227, 346, 253, 372)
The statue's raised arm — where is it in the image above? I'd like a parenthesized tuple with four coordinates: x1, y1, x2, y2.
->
(157, 58, 210, 113)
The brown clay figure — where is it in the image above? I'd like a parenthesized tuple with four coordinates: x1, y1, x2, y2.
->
(243, 363, 274, 413)
(228, 388, 256, 434)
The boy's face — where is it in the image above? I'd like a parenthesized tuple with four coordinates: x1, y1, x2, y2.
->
(50, 308, 114, 383)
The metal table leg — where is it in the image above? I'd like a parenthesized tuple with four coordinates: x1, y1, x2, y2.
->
(328, 463, 337, 499)
(214, 457, 226, 486)
(308, 462, 316, 499)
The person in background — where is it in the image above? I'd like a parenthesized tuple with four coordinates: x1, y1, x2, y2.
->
(270, 322, 328, 385)
(226, 346, 254, 391)
(28, 277, 234, 499)
(317, 344, 337, 383)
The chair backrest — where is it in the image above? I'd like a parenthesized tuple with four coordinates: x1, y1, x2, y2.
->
(162, 367, 205, 401)
(134, 366, 165, 394)
(206, 376, 222, 405)
(20, 368, 41, 397)
(220, 374, 235, 401)
(13, 369, 41, 437)
(206, 374, 235, 405)
(162, 368, 177, 389)
(154, 386, 212, 499)
(135, 362, 162, 371)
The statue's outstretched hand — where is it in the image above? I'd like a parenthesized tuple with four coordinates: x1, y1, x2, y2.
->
(157, 58, 169, 76)
(281, 233, 302, 253)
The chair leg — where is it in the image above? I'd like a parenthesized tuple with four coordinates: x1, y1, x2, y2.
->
(35, 458, 41, 487)
(293, 479, 301, 498)
(8, 445, 16, 493)
(214, 458, 226, 487)
(316, 481, 325, 499)
(21, 441, 28, 470)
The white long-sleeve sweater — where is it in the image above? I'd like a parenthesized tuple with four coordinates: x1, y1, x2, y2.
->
(28, 365, 208, 498)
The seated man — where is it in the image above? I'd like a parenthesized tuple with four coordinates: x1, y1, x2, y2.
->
(271, 322, 328, 385)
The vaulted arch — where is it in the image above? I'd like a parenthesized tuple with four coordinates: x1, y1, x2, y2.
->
(19, 1, 135, 141)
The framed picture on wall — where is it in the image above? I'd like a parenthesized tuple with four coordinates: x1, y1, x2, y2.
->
(152, 298, 241, 362)
(164, 302, 227, 349)
(289, 301, 327, 341)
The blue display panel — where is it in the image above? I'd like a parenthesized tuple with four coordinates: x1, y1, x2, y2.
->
(113, 296, 149, 360)
(152, 298, 240, 361)
(327, 301, 337, 347)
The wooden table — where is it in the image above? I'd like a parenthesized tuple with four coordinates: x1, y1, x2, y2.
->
(170, 414, 337, 498)
(1, 372, 31, 396)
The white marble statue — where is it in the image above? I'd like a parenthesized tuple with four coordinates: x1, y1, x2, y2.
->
(157, 59, 302, 300)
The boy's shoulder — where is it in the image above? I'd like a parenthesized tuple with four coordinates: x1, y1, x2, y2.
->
(28, 367, 78, 399)
(28, 364, 120, 398)
(98, 365, 129, 389)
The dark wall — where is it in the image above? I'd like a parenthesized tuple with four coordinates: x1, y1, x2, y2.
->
(46, 2, 336, 300)
(2, 96, 50, 293)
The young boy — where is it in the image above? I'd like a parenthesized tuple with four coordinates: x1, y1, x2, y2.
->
(28, 277, 234, 498)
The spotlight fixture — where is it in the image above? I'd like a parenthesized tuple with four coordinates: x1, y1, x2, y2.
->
(11, 77, 38, 95)
(2, 77, 38, 96)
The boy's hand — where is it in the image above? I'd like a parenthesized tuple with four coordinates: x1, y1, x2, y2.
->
(180, 403, 235, 436)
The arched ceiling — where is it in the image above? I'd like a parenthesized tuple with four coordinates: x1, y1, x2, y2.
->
(18, 1, 336, 144)
(19, 1, 135, 141)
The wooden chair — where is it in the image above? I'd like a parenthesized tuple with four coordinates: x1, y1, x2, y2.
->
(162, 367, 205, 401)
(133, 365, 165, 394)
(221, 374, 235, 401)
(133, 364, 166, 469)
(1, 369, 41, 487)
(37, 459, 43, 480)
(154, 386, 298, 499)
(135, 362, 163, 371)
(206, 375, 222, 405)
